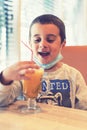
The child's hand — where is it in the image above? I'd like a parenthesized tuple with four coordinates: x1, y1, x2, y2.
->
(2, 61, 40, 83)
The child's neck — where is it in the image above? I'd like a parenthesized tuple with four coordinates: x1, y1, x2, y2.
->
(45, 62, 63, 72)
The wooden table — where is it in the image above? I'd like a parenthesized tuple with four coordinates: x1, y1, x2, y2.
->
(0, 101, 87, 130)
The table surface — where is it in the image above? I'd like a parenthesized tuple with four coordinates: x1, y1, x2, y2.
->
(0, 101, 87, 130)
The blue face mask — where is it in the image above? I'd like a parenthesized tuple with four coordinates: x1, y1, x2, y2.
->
(33, 53, 63, 70)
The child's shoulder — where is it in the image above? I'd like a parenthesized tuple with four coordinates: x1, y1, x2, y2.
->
(62, 63, 81, 74)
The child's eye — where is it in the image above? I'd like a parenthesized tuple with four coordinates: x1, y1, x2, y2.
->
(47, 39, 55, 43)
(46, 37, 55, 43)
(34, 38, 41, 43)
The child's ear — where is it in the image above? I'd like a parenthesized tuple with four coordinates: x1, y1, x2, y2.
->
(60, 40, 66, 52)
(61, 39, 66, 48)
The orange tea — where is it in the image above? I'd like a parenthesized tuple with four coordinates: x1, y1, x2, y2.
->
(23, 68, 44, 98)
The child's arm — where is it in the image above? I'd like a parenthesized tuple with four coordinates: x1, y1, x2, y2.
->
(75, 71, 87, 110)
(0, 81, 22, 106)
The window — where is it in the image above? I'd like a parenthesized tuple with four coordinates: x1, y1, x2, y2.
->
(0, 0, 20, 70)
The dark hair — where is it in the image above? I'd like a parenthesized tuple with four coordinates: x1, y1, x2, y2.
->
(29, 14, 66, 43)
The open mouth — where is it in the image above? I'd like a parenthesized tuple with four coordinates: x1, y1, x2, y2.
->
(38, 52, 50, 57)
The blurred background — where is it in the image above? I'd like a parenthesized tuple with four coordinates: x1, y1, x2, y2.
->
(0, 0, 87, 70)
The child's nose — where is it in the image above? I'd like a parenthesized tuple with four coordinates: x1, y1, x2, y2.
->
(39, 40, 48, 48)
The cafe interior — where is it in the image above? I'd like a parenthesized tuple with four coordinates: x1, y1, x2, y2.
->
(0, 0, 87, 130)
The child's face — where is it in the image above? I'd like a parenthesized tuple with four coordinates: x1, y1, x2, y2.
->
(30, 23, 65, 64)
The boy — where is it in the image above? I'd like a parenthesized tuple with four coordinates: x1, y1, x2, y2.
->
(0, 14, 87, 110)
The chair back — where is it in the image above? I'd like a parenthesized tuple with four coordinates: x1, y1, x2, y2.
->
(62, 46, 87, 84)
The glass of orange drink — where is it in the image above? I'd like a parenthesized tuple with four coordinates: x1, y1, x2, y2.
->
(21, 68, 44, 113)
